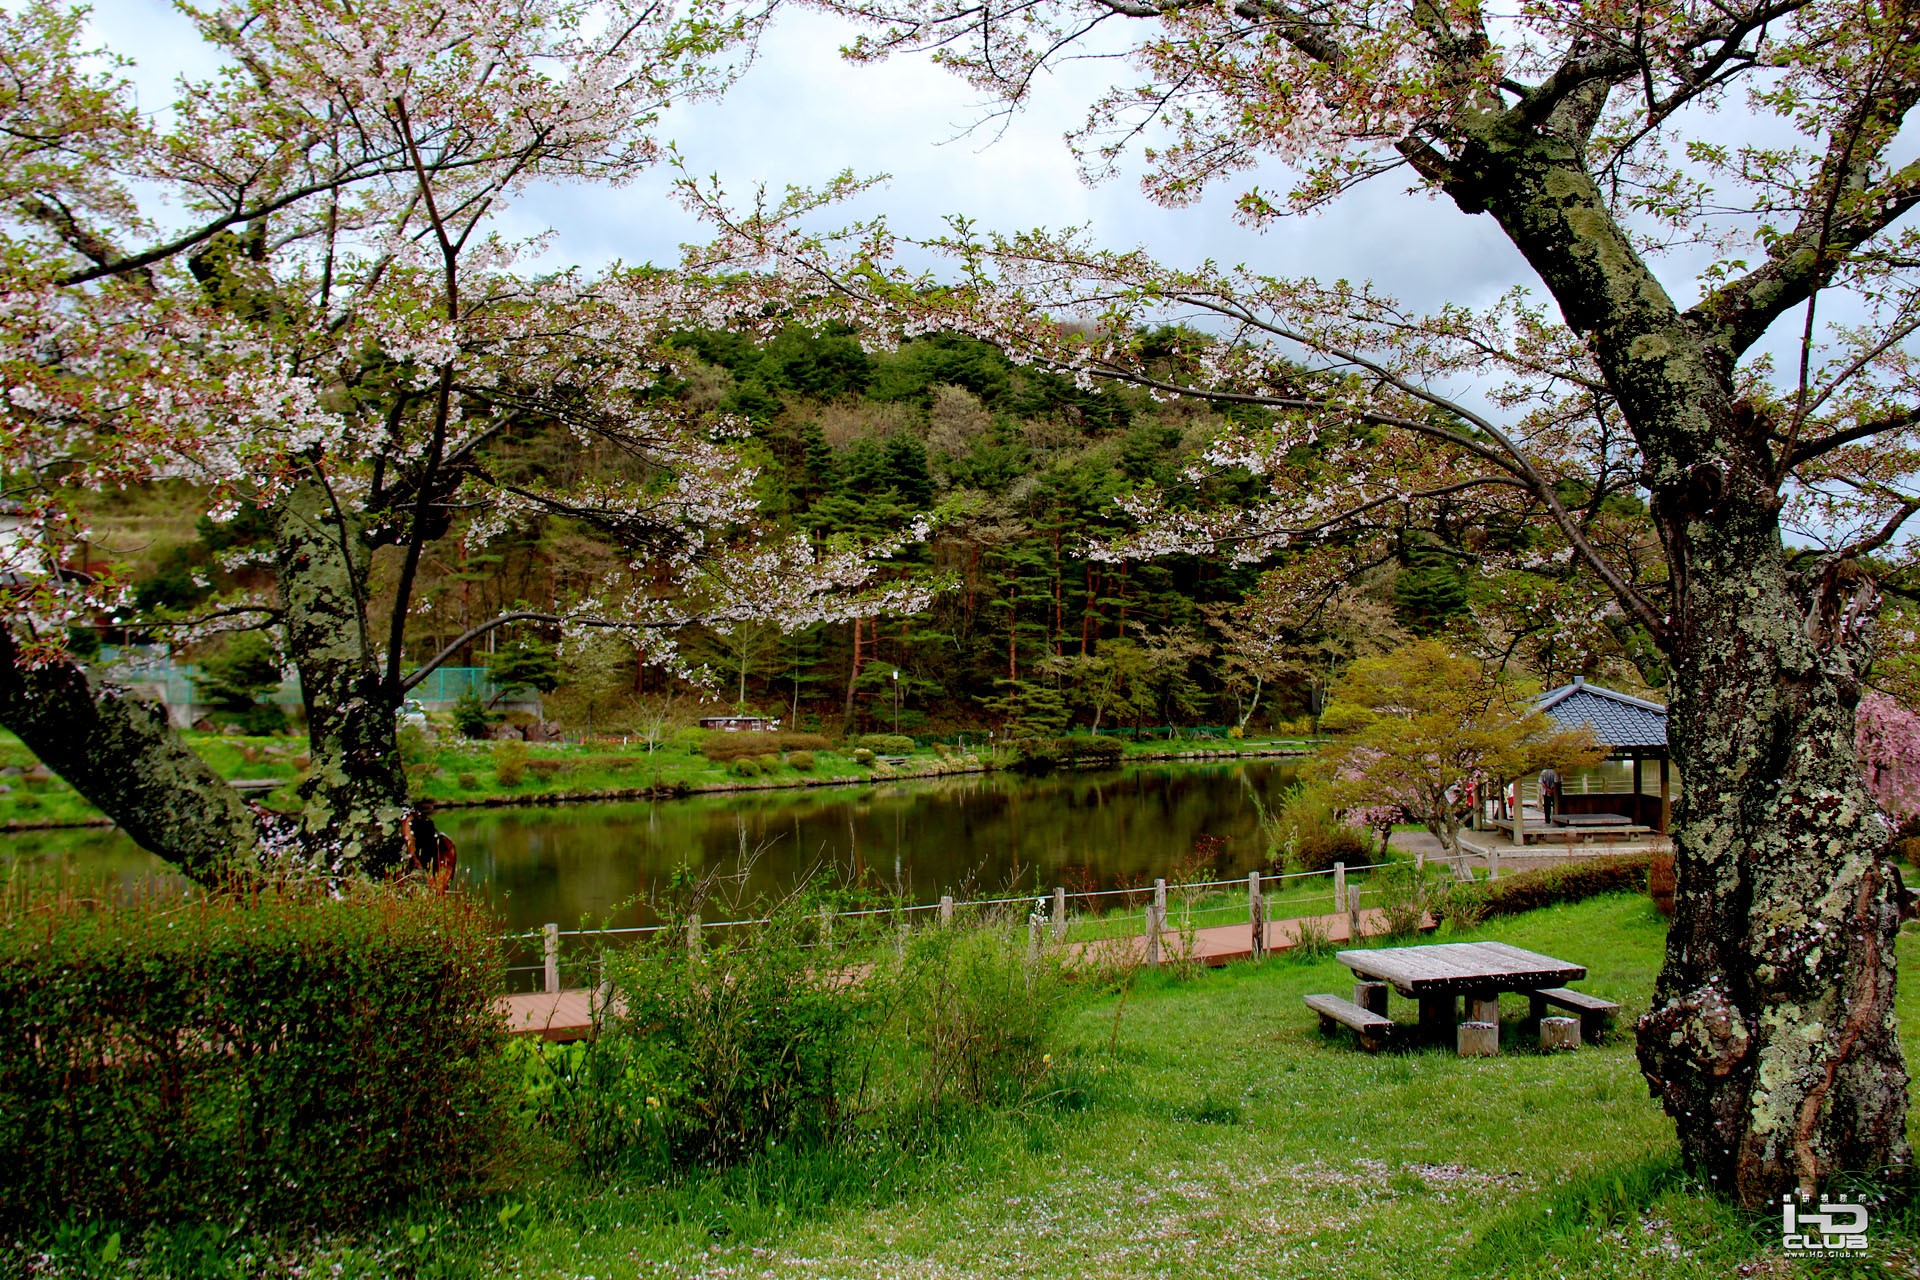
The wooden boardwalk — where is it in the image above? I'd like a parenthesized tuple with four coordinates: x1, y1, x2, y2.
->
(497, 905, 1416, 1041)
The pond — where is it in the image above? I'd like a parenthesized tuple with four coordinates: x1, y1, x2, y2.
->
(0, 759, 1302, 932)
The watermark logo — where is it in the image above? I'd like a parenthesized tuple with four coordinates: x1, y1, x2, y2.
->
(1781, 1193, 1869, 1256)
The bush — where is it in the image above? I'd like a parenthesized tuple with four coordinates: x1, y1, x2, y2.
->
(1443, 854, 1652, 926)
(525, 758, 564, 781)
(452, 693, 493, 740)
(730, 757, 763, 778)
(0, 885, 509, 1229)
(456, 772, 479, 789)
(889, 917, 1072, 1110)
(492, 741, 527, 787)
(1058, 735, 1125, 767)
(787, 750, 816, 772)
(599, 903, 876, 1168)
(852, 733, 917, 754)
(699, 732, 783, 763)
(850, 748, 876, 766)
(1274, 782, 1373, 873)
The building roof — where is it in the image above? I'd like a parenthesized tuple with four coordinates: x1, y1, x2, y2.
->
(1535, 677, 1667, 751)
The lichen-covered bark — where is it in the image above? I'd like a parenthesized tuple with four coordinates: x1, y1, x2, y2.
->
(0, 630, 262, 881)
(1444, 115, 1911, 1203)
(275, 475, 411, 875)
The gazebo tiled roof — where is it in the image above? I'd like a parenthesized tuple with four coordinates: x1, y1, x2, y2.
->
(1535, 677, 1667, 753)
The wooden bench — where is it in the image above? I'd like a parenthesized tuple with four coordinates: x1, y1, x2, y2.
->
(1304, 993, 1394, 1052)
(1528, 987, 1619, 1041)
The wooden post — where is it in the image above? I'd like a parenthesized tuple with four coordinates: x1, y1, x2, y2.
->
(1143, 895, 1161, 967)
(542, 922, 560, 995)
(1659, 755, 1671, 833)
(1415, 848, 1425, 873)
(1333, 861, 1347, 912)
(1028, 916, 1042, 965)
(1354, 980, 1388, 1015)
(1418, 994, 1456, 1044)
(1466, 992, 1499, 1025)
(1346, 884, 1362, 941)
(1487, 846, 1500, 881)
(1052, 886, 1068, 943)
(939, 894, 954, 925)
(687, 913, 702, 959)
(1513, 781, 1527, 845)
(1457, 1021, 1499, 1057)
(1248, 871, 1265, 960)
(1539, 1016, 1581, 1052)
(1633, 754, 1644, 823)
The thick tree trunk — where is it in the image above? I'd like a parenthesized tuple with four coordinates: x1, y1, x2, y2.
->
(275, 475, 412, 875)
(1448, 117, 1911, 1202)
(0, 632, 264, 882)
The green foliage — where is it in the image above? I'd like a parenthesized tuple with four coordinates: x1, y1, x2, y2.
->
(487, 641, 562, 696)
(1443, 854, 1652, 926)
(787, 751, 816, 772)
(730, 757, 764, 778)
(492, 741, 528, 787)
(452, 693, 494, 740)
(850, 733, 917, 754)
(890, 918, 1073, 1111)
(0, 885, 509, 1229)
(194, 631, 284, 714)
(849, 748, 876, 766)
(525, 759, 564, 781)
(599, 899, 878, 1168)
(1272, 782, 1372, 873)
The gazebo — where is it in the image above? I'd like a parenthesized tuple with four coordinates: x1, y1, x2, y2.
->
(1532, 676, 1670, 834)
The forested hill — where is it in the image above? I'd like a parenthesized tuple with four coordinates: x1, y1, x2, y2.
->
(108, 325, 1542, 737)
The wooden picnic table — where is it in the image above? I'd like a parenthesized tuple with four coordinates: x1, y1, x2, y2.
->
(1336, 941, 1589, 1045)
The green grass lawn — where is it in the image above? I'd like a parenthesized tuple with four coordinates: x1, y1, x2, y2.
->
(193, 892, 1912, 1280)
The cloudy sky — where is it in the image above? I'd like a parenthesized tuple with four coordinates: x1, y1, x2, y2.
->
(86, 0, 1536, 317)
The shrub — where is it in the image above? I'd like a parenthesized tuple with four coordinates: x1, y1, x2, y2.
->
(730, 757, 763, 778)
(852, 733, 917, 754)
(776, 732, 833, 753)
(787, 750, 816, 772)
(1058, 735, 1124, 767)
(452, 693, 493, 740)
(492, 741, 527, 787)
(1274, 782, 1373, 873)
(1442, 854, 1652, 926)
(888, 917, 1072, 1110)
(525, 758, 565, 781)
(850, 748, 876, 766)
(456, 772, 479, 790)
(699, 732, 783, 763)
(600, 903, 877, 1168)
(0, 885, 509, 1229)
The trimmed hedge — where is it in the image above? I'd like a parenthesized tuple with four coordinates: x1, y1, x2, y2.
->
(1445, 853, 1652, 924)
(0, 886, 510, 1228)
(699, 731, 833, 762)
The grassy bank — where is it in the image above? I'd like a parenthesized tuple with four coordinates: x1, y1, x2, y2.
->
(0, 727, 1319, 831)
(32, 893, 1912, 1278)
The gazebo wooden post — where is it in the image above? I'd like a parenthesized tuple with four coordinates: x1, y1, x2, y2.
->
(1632, 754, 1644, 825)
(1659, 755, 1671, 833)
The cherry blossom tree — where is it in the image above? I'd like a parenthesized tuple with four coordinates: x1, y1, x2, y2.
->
(0, 0, 929, 881)
(805, 0, 1920, 1202)
(1856, 692, 1920, 828)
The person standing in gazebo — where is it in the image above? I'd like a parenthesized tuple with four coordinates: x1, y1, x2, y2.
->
(1539, 764, 1561, 824)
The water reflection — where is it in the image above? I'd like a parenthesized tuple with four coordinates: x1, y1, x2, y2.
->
(2, 760, 1300, 931)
